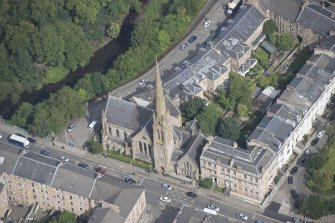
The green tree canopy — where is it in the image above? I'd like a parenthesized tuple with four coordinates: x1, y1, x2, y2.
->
(199, 178, 213, 189)
(276, 33, 295, 51)
(88, 138, 103, 154)
(216, 117, 240, 141)
(307, 152, 327, 170)
(107, 22, 121, 39)
(263, 20, 277, 37)
(48, 211, 77, 223)
(197, 104, 222, 136)
(182, 97, 205, 121)
(301, 195, 327, 219)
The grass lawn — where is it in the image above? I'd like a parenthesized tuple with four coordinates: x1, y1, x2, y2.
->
(252, 47, 270, 68)
(321, 146, 335, 177)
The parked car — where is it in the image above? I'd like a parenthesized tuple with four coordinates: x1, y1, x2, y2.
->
(290, 166, 299, 175)
(255, 220, 265, 223)
(78, 162, 89, 169)
(317, 130, 325, 138)
(290, 190, 299, 200)
(0, 134, 2, 140)
(95, 167, 106, 174)
(28, 137, 36, 143)
(236, 213, 248, 220)
(180, 43, 188, 50)
(311, 138, 319, 146)
(186, 191, 197, 198)
(304, 148, 311, 156)
(40, 150, 50, 156)
(67, 123, 76, 133)
(138, 78, 148, 86)
(298, 158, 307, 167)
(203, 20, 210, 28)
(207, 204, 220, 212)
(125, 177, 137, 185)
(288, 176, 293, 184)
(58, 155, 69, 162)
(161, 183, 171, 190)
(188, 35, 197, 44)
(160, 196, 171, 203)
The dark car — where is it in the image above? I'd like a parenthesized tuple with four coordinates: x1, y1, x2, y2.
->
(290, 190, 299, 200)
(78, 162, 89, 169)
(95, 167, 106, 174)
(311, 138, 319, 146)
(255, 220, 265, 223)
(28, 137, 36, 143)
(290, 166, 299, 175)
(125, 177, 137, 185)
(40, 150, 50, 156)
(186, 191, 197, 198)
(288, 176, 293, 184)
(298, 158, 306, 167)
(188, 35, 197, 44)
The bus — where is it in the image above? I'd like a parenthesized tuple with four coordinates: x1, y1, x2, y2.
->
(8, 134, 31, 148)
(227, 0, 242, 14)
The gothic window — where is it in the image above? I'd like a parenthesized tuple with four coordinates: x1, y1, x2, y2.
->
(148, 145, 151, 155)
(144, 143, 148, 155)
(116, 129, 120, 137)
(157, 130, 161, 140)
(139, 142, 143, 153)
(108, 127, 112, 134)
(124, 132, 127, 139)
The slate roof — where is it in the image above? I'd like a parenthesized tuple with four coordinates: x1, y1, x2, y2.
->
(88, 208, 125, 223)
(178, 134, 206, 167)
(258, 0, 304, 20)
(13, 152, 57, 185)
(297, 3, 335, 36)
(105, 95, 153, 132)
(200, 137, 275, 175)
(316, 35, 335, 52)
(173, 126, 192, 147)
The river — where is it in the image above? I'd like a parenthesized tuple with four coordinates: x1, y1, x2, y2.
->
(0, 12, 136, 119)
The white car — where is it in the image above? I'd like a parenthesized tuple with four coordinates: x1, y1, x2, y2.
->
(0, 134, 2, 140)
(160, 196, 171, 203)
(203, 20, 210, 28)
(161, 183, 171, 190)
(317, 130, 325, 138)
(207, 204, 220, 212)
(236, 213, 248, 220)
(304, 148, 311, 156)
(138, 78, 148, 86)
(58, 155, 69, 162)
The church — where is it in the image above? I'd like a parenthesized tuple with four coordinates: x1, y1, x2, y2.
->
(101, 62, 206, 181)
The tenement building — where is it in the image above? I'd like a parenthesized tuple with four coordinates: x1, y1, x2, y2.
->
(250, 0, 335, 45)
(200, 36, 335, 204)
(0, 147, 146, 223)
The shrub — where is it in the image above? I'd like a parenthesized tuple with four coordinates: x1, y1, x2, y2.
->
(199, 178, 213, 189)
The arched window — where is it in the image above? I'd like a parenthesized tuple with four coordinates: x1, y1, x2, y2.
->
(116, 129, 120, 137)
(124, 132, 127, 139)
(108, 127, 112, 134)
(139, 142, 143, 153)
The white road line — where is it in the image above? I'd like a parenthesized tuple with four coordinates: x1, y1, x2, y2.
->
(138, 177, 145, 186)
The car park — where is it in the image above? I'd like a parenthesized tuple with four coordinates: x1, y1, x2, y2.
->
(161, 183, 171, 190)
(160, 196, 171, 203)
(290, 166, 299, 175)
(180, 43, 188, 50)
(311, 138, 319, 146)
(78, 162, 89, 169)
(317, 130, 325, 138)
(95, 167, 106, 174)
(288, 176, 293, 184)
(58, 155, 69, 162)
(236, 213, 248, 220)
(67, 123, 76, 133)
(186, 191, 197, 198)
(203, 20, 210, 28)
(40, 150, 50, 156)
(207, 204, 220, 212)
(188, 35, 197, 44)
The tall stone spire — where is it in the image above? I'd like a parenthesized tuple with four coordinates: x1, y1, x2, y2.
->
(155, 59, 166, 116)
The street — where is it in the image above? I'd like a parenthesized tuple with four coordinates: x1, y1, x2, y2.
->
(0, 129, 282, 223)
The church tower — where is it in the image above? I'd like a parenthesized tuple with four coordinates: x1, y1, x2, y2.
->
(152, 60, 174, 173)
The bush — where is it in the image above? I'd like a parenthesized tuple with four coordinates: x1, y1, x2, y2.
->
(108, 150, 132, 163)
(88, 139, 103, 154)
(199, 178, 213, 189)
(307, 152, 327, 170)
(274, 175, 282, 184)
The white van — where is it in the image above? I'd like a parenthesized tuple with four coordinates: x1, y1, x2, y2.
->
(202, 208, 217, 215)
(88, 121, 97, 130)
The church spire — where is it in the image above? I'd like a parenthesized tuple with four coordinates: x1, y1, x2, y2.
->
(155, 59, 166, 116)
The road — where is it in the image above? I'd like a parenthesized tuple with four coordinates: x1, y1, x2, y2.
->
(0, 130, 282, 223)
(111, 0, 228, 99)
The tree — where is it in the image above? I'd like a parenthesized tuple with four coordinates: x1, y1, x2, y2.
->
(88, 138, 103, 154)
(301, 195, 327, 219)
(10, 102, 34, 128)
(276, 33, 295, 51)
(307, 152, 327, 170)
(237, 104, 249, 117)
(197, 104, 222, 136)
(107, 22, 121, 39)
(216, 117, 240, 141)
(182, 97, 205, 121)
(263, 20, 277, 37)
(48, 211, 77, 223)
(157, 30, 171, 52)
(199, 178, 213, 189)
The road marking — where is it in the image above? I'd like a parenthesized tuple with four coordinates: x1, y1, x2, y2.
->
(139, 177, 145, 186)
